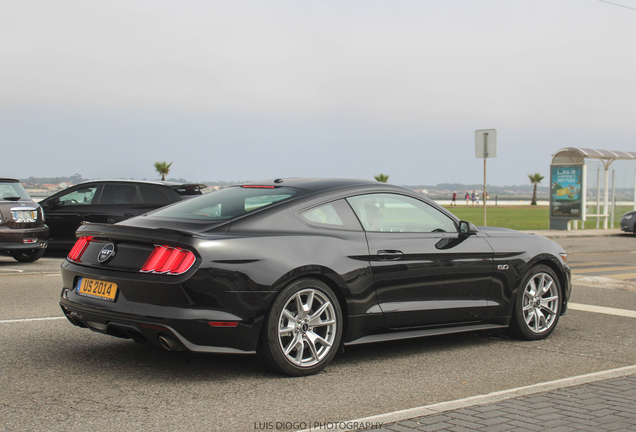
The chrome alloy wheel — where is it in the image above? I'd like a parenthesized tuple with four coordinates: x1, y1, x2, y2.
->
(277, 288, 337, 368)
(522, 272, 559, 334)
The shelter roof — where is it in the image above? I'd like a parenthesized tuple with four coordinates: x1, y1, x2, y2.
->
(552, 147, 636, 165)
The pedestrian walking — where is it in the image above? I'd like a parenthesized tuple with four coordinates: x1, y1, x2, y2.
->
(451, 191, 457, 206)
(465, 192, 470, 206)
(471, 191, 476, 206)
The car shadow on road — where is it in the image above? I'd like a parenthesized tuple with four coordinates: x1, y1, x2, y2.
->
(35, 326, 512, 381)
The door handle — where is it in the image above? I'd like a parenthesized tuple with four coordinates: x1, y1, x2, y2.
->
(377, 250, 403, 260)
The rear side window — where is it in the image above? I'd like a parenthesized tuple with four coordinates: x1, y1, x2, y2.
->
(151, 186, 308, 221)
(298, 200, 362, 231)
(98, 184, 140, 205)
(139, 184, 173, 205)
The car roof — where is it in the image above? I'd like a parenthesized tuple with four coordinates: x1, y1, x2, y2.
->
(0, 178, 20, 183)
(239, 177, 379, 192)
(76, 179, 207, 189)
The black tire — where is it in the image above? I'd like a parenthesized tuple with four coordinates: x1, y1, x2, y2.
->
(10, 249, 45, 263)
(508, 265, 562, 341)
(258, 278, 343, 376)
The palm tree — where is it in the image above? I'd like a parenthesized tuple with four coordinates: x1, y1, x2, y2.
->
(528, 173, 545, 206)
(154, 161, 173, 181)
(374, 174, 390, 183)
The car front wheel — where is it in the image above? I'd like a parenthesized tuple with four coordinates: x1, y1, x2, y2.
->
(10, 249, 45, 263)
(259, 278, 342, 376)
(508, 265, 562, 340)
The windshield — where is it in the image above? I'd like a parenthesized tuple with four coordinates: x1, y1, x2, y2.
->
(151, 186, 307, 221)
(0, 182, 31, 201)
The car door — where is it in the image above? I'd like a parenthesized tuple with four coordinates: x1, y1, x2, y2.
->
(347, 193, 494, 329)
(89, 183, 143, 224)
(41, 185, 100, 246)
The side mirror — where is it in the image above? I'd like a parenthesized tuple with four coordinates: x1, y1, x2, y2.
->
(47, 197, 60, 209)
(459, 220, 478, 236)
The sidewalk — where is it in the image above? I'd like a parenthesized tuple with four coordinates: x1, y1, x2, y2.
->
(339, 367, 636, 432)
(375, 375, 636, 431)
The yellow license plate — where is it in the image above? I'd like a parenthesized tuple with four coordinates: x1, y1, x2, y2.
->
(76, 278, 118, 301)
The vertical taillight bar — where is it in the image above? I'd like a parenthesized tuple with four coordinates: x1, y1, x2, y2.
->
(140, 246, 171, 272)
(141, 245, 196, 275)
(67, 237, 93, 262)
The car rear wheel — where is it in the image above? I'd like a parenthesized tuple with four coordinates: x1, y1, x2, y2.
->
(10, 249, 45, 263)
(508, 265, 562, 340)
(259, 278, 342, 376)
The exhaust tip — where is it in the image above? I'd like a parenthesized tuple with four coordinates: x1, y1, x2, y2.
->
(158, 335, 181, 351)
(64, 313, 78, 326)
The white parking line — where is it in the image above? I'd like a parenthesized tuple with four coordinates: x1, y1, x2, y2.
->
(0, 316, 66, 324)
(568, 302, 636, 318)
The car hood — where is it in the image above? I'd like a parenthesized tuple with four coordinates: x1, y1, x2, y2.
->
(476, 226, 522, 234)
(477, 226, 546, 240)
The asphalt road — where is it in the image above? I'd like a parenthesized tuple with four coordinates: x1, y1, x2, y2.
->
(1, 234, 636, 432)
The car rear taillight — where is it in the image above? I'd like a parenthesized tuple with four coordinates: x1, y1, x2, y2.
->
(140, 245, 196, 275)
(67, 237, 93, 262)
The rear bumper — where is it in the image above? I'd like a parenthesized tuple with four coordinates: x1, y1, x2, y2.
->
(60, 295, 256, 353)
(0, 241, 48, 252)
(59, 261, 276, 353)
(0, 226, 49, 251)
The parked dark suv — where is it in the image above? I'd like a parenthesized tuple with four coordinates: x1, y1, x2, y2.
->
(40, 180, 207, 248)
(0, 178, 49, 262)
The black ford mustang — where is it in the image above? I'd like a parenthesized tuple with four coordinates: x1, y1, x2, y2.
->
(60, 178, 571, 376)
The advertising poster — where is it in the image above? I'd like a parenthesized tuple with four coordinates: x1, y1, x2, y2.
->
(550, 165, 584, 219)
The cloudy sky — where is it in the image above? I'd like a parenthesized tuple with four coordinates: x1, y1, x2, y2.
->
(2, 0, 635, 186)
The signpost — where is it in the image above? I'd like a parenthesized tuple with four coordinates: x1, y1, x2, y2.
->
(475, 129, 497, 226)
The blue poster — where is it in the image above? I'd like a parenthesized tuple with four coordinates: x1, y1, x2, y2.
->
(550, 165, 583, 218)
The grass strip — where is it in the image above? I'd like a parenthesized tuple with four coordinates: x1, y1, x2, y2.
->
(442, 205, 633, 230)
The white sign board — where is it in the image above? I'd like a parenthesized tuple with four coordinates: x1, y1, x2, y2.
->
(475, 129, 497, 158)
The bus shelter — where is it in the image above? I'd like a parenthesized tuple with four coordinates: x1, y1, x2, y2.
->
(550, 148, 636, 230)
